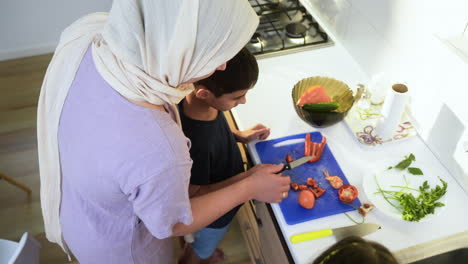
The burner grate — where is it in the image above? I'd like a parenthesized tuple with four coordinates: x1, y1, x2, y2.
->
(246, 0, 332, 58)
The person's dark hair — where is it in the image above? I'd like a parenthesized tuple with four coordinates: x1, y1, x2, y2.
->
(195, 47, 258, 97)
(312, 236, 399, 264)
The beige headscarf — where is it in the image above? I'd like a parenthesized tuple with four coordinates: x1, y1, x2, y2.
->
(37, 0, 258, 253)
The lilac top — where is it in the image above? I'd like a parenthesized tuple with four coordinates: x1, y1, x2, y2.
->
(58, 47, 193, 264)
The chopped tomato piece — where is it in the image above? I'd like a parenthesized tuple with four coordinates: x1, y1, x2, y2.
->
(309, 187, 326, 198)
(308, 187, 317, 196)
(285, 154, 294, 163)
(290, 182, 299, 191)
(338, 184, 359, 203)
(306, 177, 316, 187)
(298, 184, 308, 191)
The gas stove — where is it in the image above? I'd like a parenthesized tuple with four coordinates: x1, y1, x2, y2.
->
(246, 0, 333, 59)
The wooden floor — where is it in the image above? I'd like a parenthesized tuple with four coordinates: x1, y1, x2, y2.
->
(0, 54, 251, 264)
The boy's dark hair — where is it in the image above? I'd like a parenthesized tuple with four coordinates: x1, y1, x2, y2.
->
(313, 236, 399, 264)
(195, 47, 258, 97)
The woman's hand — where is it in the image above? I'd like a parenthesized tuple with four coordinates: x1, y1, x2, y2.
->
(233, 123, 270, 143)
(245, 164, 291, 203)
(173, 164, 289, 236)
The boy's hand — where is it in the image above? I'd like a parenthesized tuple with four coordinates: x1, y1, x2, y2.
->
(246, 164, 291, 203)
(235, 123, 270, 143)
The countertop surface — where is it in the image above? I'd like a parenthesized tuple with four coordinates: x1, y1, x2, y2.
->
(231, 44, 468, 263)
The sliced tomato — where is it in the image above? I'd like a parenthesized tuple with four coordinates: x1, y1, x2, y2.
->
(320, 136, 327, 147)
(338, 184, 359, 203)
(308, 135, 327, 163)
(316, 136, 327, 160)
(285, 154, 294, 163)
(296, 85, 332, 107)
(304, 133, 311, 157)
(310, 143, 317, 162)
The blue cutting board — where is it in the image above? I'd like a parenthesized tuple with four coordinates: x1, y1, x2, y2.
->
(255, 131, 361, 225)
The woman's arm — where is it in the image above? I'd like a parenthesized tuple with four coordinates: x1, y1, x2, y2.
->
(188, 171, 248, 197)
(172, 163, 289, 236)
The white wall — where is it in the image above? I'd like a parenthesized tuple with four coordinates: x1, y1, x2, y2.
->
(302, 0, 468, 190)
(0, 0, 112, 61)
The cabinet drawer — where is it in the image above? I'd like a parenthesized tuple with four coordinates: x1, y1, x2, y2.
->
(256, 202, 293, 264)
(237, 202, 263, 264)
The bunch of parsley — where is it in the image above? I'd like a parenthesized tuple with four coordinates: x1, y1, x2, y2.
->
(375, 176, 448, 222)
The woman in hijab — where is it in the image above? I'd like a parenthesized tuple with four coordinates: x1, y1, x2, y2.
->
(37, 0, 290, 263)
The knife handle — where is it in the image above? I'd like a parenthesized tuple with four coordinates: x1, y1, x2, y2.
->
(275, 164, 290, 174)
(290, 229, 333, 243)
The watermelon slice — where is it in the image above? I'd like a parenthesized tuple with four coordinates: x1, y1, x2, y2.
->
(296, 85, 331, 106)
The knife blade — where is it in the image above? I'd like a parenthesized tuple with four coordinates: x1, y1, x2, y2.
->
(290, 223, 381, 244)
(277, 155, 314, 174)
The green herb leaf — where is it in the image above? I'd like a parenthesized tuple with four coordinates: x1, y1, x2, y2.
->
(394, 153, 416, 170)
(408, 167, 423, 175)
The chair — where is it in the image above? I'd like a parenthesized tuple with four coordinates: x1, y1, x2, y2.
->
(0, 173, 32, 195)
(0, 232, 41, 264)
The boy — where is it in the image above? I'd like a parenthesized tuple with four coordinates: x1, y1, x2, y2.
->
(178, 48, 269, 264)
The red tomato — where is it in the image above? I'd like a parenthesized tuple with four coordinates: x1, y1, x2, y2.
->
(285, 154, 294, 163)
(338, 184, 359, 203)
(298, 189, 316, 209)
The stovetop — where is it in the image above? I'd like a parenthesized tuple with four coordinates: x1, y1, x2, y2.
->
(246, 0, 333, 59)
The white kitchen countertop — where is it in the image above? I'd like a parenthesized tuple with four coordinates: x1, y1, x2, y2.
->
(231, 44, 468, 263)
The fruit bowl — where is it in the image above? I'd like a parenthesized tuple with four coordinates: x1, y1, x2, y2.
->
(292, 76, 355, 128)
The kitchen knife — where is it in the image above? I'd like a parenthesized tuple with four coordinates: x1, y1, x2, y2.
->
(290, 223, 381, 244)
(277, 155, 314, 174)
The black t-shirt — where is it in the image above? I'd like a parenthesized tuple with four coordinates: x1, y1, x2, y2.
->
(178, 101, 244, 228)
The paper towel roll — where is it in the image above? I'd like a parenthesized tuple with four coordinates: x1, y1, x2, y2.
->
(376, 84, 409, 140)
